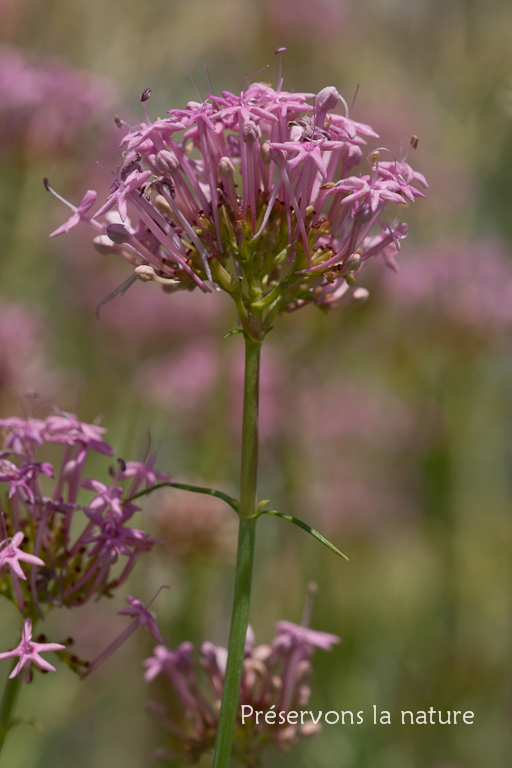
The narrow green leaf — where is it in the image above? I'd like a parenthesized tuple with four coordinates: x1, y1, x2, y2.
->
(126, 482, 239, 513)
(262, 509, 348, 560)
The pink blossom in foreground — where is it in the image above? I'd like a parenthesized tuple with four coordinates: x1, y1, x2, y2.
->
(0, 531, 45, 579)
(48, 51, 426, 320)
(0, 619, 65, 682)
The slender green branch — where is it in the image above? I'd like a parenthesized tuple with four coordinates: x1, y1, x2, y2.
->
(0, 673, 21, 757)
(212, 332, 262, 768)
(125, 481, 239, 513)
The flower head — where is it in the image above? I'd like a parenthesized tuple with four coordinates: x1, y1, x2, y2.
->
(49, 51, 426, 332)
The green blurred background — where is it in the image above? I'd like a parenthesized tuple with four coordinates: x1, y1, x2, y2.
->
(2, 0, 512, 766)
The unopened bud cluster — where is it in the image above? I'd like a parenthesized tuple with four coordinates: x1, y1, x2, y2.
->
(144, 620, 339, 762)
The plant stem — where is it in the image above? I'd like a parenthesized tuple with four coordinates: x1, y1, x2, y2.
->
(212, 332, 262, 768)
(0, 673, 21, 757)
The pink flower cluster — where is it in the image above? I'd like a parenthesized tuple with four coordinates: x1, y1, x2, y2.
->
(144, 620, 339, 762)
(48, 53, 426, 317)
(0, 410, 170, 617)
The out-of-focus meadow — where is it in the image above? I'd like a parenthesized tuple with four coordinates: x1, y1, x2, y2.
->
(1, 1, 512, 766)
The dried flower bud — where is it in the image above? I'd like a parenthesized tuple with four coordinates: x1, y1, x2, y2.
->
(106, 223, 132, 245)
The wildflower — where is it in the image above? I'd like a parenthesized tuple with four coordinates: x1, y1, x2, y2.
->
(0, 408, 171, 615)
(144, 617, 339, 763)
(48, 50, 426, 330)
(0, 619, 65, 681)
(0, 532, 45, 580)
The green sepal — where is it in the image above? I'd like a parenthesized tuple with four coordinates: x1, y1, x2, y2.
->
(261, 509, 349, 560)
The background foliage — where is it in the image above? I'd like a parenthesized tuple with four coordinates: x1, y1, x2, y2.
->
(1, 1, 512, 766)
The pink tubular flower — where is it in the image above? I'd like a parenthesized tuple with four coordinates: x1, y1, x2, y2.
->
(84, 594, 166, 676)
(48, 50, 426, 321)
(47, 185, 97, 237)
(0, 619, 65, 681)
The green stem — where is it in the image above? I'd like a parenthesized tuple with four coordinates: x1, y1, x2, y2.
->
(0, 673, 21, 757)
(126, 481, 239, 513)
(212, 333, 262, 768)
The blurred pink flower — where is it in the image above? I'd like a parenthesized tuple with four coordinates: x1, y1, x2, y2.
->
(135, 340, 284, 441)
(0, 46, 117, 159)
(268, 0, 351, 40)
(380, 238, 512, 333)
(292, 375, 417, 535)
(135, 342, 219, 415)
(0, 301, 63, 399)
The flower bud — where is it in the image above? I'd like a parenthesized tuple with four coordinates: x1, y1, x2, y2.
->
(242, 120, 259, 144)
(260, 140, 271, 164)
(106, 223, 132, 245)
(315, 86, 340, 114)
(219, 156, 236, 179)
(269, 147, 287, 167)
(154, 194, 172, 216)
(93, 235, 118, 255)
(156, 149, 179, 174)
(135, 265, 156, 282)
(345, 252, 361, 272)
